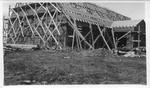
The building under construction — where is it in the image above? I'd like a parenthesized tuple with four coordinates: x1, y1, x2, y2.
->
(3, 3, 146, 51)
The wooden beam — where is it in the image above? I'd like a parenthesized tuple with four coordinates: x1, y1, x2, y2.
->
(78, 35, 82, 50)
(111, 28, 117, 49)
(50, 3, 61, 12)
(93, 35, 100, 46)
(118, 31, 131, 41)
(97, 25, 111, 51)
(76, 33, 80, 50)
(72, 30, 75, 50)
(89, 24, 94, 48)
(138, 25, 140, 49)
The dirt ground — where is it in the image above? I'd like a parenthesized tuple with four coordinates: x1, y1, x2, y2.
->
(4, 49, 146, 85)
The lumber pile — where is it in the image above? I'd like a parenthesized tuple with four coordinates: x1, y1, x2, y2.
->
(5, 44, 37, 49)
(4, 44, 38, 55)
(4, 45, 21, 55)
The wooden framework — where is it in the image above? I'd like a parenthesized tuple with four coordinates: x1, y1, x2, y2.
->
(7, 3, 64, 49)
(5, 3, 117, 51)
(7, 3, 143, 51)
(112, 21, 145, 50)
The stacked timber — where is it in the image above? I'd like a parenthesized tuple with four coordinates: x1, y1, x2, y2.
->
(4, 44, 38, 55)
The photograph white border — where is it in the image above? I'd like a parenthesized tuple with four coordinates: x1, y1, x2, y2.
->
(0, 0, 150, 88)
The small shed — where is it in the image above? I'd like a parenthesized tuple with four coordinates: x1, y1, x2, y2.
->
(111, 19, 146, 50)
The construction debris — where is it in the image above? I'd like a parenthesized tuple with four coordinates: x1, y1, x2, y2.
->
(123, 51, 135, 57)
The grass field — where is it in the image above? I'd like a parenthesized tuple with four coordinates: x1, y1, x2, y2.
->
(4, 50, 146, 85)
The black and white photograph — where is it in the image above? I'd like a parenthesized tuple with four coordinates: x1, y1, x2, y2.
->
(1, 0, 149, 87)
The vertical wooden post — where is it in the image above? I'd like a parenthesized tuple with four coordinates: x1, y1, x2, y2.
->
(78, 35, 82, 50)
(89, 23, 94, 49)
(111, 28, 117, 50)
(76, 33, 80, 50)
(63, 25, 67, 48)
(74, 19, 79, 50)
(138, 25, 140, 49)
(72, 30, 75, 50)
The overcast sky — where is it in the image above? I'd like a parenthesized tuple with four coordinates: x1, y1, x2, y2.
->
(97, 2, 145, 20)
(3, 2, 145, 20)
